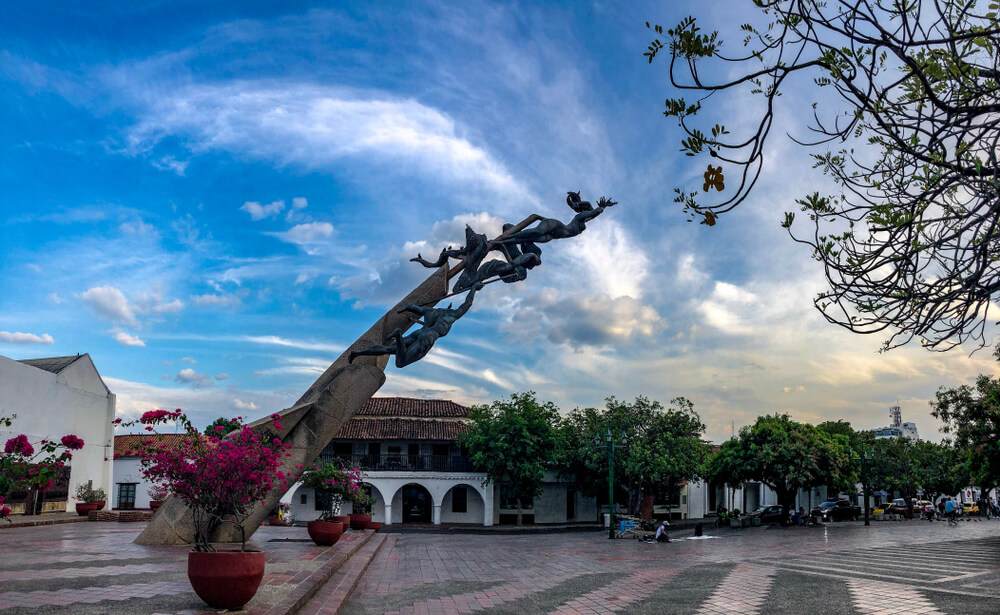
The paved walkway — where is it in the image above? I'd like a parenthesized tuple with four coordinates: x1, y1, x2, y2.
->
(342, 517, 1000, 615)
(0, 521, 374, 615)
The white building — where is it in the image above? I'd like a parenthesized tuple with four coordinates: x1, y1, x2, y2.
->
(0, 354, 116, 515)
(873, 405, 919, 440)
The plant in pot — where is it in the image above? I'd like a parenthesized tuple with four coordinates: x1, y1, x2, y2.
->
(349, 490, 376, 530)
(117, 409, 291, 610)
(269, 502, 293, 526)
(299, 460, 363, 545)
(0, 414, 83, 522)
(74, 484, 107, 514)
(148, 484, 169, 512)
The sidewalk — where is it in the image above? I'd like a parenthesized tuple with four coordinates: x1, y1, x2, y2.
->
(0, 521, 380, 615)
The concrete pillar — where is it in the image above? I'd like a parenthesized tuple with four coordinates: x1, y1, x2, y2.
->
(383, 503, 392, 526)
(433, 504, 442, 525)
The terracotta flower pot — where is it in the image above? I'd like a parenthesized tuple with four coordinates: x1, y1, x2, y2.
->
(332, 515, 351, 525)
(149, 501, 163, 512)
(188, 550, 265, 610)
(75, 502, 99, 516)
(349, 513, 371, 530)
(364, 521, 381, 531)
(307, 520, 343, 546)
(92, 500, 106, 511)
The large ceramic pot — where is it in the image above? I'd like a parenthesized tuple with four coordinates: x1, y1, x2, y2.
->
(187, 550, 265, 610)
(307, 520, 343, 546)
(332, 515, 351, 525)
(92, 500, 106, 511)
(349, 513, 371, 530)
(75, 502, 99, 516)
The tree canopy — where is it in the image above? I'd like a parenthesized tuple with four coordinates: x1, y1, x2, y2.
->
(645, 0, 1000, 351)
(932, 367, 1000, 494)
(460, 391, 561, 525)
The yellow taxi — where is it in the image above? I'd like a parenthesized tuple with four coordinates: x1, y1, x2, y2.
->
(962, 501, 979, 515)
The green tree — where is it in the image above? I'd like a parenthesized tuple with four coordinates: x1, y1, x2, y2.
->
(461, 392, 560, 525)
(815, 420, 861, 495)
(644, 2, 1000, 351)
(205, 417, 239, 437)
(912, 440, 969, 506)
(708, 414, 840, 521)
(932, 370, 1000, 502)
(868, 436, 918, 516)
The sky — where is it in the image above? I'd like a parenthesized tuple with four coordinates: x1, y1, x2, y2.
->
(1, 1, 996, 443)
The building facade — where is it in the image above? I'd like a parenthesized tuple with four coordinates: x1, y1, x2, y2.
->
(0, 354, 116, 515)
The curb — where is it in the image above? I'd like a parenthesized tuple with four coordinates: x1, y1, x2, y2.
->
(252, 529, 375, 615)
(295, 531, 389, 615)
(0, 516, 89, 529)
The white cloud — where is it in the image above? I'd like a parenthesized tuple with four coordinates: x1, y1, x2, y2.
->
(111, 329, 146, 347)
(124, 84, 536, 207)
(152, 155, 188, 175)
(47, 293, 63, 304)
(191, 293, 241, 308)
(25, 263, 41, 273)
(270, 222, 335, 245)
(180, 356, 196, 364)
(215, 373, 229, 380)
(0, 331, 54, 345)
(134, 291, 184, 315)
(294, 273, 309, 285)
(241, 200, 285, 220)
(176, 368, 213, 388)
(286, 197, 308, 222)
(81, 285, 135, 324)
(233, 398, 258, 410)
(119, 218, 156, 235)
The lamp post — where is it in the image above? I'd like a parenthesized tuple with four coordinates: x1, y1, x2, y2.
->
(595, 429, 626, 539)
(852, 447, 874, 527)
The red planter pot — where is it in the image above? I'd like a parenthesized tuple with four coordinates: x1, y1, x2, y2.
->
(149, 501, 163, 512)
(187, 550, 265, 610)
(332, 515, 351, 525)
(75, 503, 99, 516)
(307, 520, 343, 546)
(349, 513, 371, 530)
(364, 521, 381, 531)
(92, 500, 106, 511)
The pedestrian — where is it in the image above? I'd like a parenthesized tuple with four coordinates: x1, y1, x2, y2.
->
(938, 499, 946, 515)
(945, 497, 957, 522)
(655, 520, 670, 543)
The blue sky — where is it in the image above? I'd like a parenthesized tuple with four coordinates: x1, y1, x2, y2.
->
(1, 1, 995, 441)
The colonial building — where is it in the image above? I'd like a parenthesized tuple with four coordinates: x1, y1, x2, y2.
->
(287, 397, 596, 526)
(112, 434, 190, 509)
(0, 354, 116, 515)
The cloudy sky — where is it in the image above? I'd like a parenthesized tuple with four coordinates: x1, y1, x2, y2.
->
(1, 1, 995, 442)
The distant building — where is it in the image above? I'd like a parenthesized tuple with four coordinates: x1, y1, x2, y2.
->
(873, 405, 919, 441)
(0, 354, 116, 515)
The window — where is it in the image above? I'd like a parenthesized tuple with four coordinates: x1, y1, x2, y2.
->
(300, 493, 308, 505)
(452, 487, 468, 513)
(315, 490, 330, 511)
(333, 442, 353, 456)
(117, 483, 137, 510)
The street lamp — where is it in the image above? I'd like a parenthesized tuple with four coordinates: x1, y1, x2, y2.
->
(594, 429, 627, 539)
(851, 447, 874, 527)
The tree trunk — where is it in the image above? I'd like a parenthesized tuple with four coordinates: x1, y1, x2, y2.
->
(640, 493, 655, 521)
(516, 496, 523, 526)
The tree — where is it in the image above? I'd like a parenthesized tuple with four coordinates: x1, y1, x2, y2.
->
(205, 417, 240, 437)
(645, 2, 1000, 351)
(708, 414, 840, 521)
(623, 397, 713, 518)
(932, 369, 1000, 500)
(868, 436, 918, 517)
(461, 392, 560, 525)
(815, 420, 861, 496)
(911, 439, 969, 505)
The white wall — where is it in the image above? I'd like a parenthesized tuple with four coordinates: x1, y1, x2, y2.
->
(0, 355, 115, 508)
(112, 457, 153, 509)
(440, 484, 485, 523)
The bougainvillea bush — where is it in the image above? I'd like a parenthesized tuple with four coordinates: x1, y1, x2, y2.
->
(116, 410, 291, 551)
(298, 460, 363, 520)
(1, 414, 84, 522)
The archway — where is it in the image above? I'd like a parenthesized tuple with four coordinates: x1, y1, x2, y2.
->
(440, 483, 485, 524)
(358, 482, 386, 522)
(398, 483, 433, 523)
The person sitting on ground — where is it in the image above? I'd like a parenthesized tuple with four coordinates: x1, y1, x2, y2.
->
(655, 520, 670, 543)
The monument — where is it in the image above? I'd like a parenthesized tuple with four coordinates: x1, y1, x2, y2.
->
(136, 192, 617, 545)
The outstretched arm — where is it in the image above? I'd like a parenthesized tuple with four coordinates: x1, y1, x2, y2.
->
(398, 303, 428, 317)
(411, 245, 462, 268)
(453, 282, 482, 318)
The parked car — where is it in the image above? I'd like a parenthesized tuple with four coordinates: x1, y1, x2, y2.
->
(747, 505, 785, 524)
(811, 500, 861, 521)
(963, 502, 979, 515)
(879, 503, 909, 517)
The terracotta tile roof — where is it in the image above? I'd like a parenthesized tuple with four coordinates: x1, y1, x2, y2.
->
(334, 418, 469, 441)
(114, 434, 194, 457)
(357, 397, 470, 418)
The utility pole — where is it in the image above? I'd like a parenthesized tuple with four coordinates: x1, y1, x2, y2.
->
(608, 431, 615, 539)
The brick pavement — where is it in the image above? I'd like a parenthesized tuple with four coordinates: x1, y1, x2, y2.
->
(0, 521, 377, 615)
(341, 519, 1000, 615)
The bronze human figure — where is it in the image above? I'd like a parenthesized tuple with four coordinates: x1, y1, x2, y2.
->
(496, 192, 617, 246)
(452, 223, 543, 291)
(348, 282, 483, 368)
(411, 225, 491, 293)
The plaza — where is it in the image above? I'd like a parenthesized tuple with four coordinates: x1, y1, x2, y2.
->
(4, 518, 1000, 614)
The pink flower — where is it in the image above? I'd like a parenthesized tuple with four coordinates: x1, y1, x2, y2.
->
(214, 426, 225, 434)
(112, 418, 123, 424)
(60, 434, 84, 450)
(4, 434, 34, 456)
(270, 413, 280, 421)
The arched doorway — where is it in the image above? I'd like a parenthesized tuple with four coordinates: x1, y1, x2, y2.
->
(400, 484, 432, 523)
